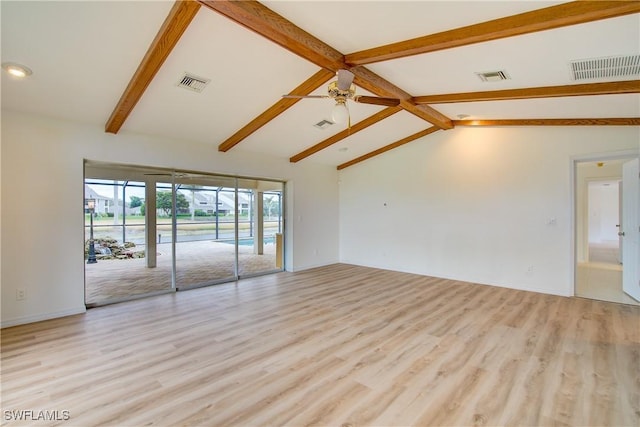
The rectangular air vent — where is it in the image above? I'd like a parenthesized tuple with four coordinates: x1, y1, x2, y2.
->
(314, 119, 334, 130)
(570, 55, 640, 81)
(476, 70, 510, 82)
(177, 73, 210, 93)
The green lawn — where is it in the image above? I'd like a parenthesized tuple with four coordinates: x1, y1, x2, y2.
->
(85, 215, 280, 235)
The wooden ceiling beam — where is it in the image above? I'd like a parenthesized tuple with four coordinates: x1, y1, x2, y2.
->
(197, 0, 344, 71)
(200, 0, 453, 138)
(338, 115, 640, 169)
(352, 67, 453, 129)
(345, 1, 640, 66)
(454, 118, 640, 126)
(218, 69, 334, 152)
(413, 80, 640, 104)
(337, 114, 640, 170)
(337, 127, 440, 170)
(105, 0, 201, 134)
(290, 107, 402, 163)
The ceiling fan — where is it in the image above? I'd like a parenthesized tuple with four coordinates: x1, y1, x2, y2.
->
(283, 69, 400, 124)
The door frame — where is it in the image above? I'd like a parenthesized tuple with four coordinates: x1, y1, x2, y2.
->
(570, 149, 639, 297)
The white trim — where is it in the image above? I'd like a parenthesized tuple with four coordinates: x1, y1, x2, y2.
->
(571, 149, 639, 164)
(0, 306, 86, 329)
(290, 261, 336, 272)
(570, 148, 640, 298)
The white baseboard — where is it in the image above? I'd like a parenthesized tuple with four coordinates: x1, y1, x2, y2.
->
(289, 261, 338, 272)
(1, 306, 86, 329)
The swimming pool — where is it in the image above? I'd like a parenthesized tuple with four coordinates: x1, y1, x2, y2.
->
(222, 236, 275, 246)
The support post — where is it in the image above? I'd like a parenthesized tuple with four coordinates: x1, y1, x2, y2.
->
(215, 188, 220, 240)
(253, 191, 264, 255)
(145, 182, 157, 268)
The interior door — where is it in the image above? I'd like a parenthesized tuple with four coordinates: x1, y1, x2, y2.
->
(618, 181, 623, 264)
(621, 158, 640, 301)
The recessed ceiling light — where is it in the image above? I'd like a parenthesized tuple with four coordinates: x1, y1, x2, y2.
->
(338, 147, 348, 152)
(2, 62, 32, 78)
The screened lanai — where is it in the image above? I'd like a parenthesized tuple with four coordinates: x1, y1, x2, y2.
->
(84, 161, 284, 306)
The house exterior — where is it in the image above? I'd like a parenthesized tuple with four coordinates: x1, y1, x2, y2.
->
(85, 184, 144, 216)
(84, 185, 112, 215)
(180, 188, 252, 216)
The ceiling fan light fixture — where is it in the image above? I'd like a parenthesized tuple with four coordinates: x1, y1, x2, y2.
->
(331, 101, 349, 124)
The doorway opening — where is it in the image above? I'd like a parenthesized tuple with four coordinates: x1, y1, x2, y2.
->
(83, 161, 285, 307)
(587, 180, 621, 264)
(574, 156, 639, 306)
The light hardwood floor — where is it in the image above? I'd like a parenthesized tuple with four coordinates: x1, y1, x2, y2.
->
(2, 264, 639, 426)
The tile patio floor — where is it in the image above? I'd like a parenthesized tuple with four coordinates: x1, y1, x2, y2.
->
(85, 240, 278, 305)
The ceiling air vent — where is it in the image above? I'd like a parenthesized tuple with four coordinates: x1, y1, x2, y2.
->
(176, 72, 210, 93)
(314, 119, 334, 130)
(475, 70, 510, 82)
(570, 55, 640, 81)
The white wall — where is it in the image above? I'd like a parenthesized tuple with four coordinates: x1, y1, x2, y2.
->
(339, 125, 639, 297)
(588, 182, 620, 244)
(1, 110, 339, 327)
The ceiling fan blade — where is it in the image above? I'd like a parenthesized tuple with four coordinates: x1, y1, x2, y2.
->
(353, 95, 400, 107)
(336, 69, 355, 91)
(282, 95, 328, 99)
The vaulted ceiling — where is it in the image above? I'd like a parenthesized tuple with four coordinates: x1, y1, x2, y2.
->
(2, 1, 639, 169)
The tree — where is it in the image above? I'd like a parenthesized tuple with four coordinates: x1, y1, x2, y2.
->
(156, 191, 190, 216)
(263, 195, 280, 219)
(175, 192, 190, 214)
(129, 196, 143, 208)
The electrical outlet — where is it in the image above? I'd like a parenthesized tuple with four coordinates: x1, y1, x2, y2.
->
(16, 288, 26, 300)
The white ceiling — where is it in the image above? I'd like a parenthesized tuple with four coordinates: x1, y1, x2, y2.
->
(2, 1, 639, 168)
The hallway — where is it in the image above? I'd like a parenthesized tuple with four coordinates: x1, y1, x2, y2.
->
(576, 242, 639, 306)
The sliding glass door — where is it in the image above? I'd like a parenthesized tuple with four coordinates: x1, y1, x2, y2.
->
(84, 161, 285, 305)
(175, 175, 238, 289)
(83, 177, 174, 306)
(237, 179, 284, 277)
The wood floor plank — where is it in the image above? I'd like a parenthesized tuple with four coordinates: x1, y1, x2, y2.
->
(1, 264, 638, 426)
